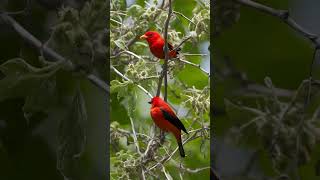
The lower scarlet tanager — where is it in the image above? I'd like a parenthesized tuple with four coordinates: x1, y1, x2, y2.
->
(140, 31, 181, 59)
(149, 96, 188, 157)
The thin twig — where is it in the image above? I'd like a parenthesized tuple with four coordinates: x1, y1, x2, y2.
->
(140, 76, 160, 81)
(86, 74, 109, 92)
(173, 162, 210, 173)
(111, 65, 153, 98)
(177, 58, 209, 76)
(170, 36, 210, 75)
(235, 0, 319, 47)
(0, 0, 31, 15)
(173, 36, 192, 51)
(0, 13, 109, 93)
(307, 48, 318, 106)
(292, 49, 319, 179)
(111, 50, 146, 62)
(143, 124, 158, 159)
(162, 166, 172, 180)
(112, 35, 139, 57)
(141, 169, 146, 180)
(160, 0, 165, 9)
(130, 117, 142, 155)
(116, 128, 152, 140)
(211, 167, 221, 180)
(184, 53, 208, 56)
(147, 128, 209, 171)
(279, 80, 309, 120)
(173, 11, 197, 26)
(124, 50, 146, 61)
(237, 84, 293, 97)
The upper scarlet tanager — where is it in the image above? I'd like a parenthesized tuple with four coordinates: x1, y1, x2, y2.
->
(149, 96, 188, 157)
(140, 31, 181, 59)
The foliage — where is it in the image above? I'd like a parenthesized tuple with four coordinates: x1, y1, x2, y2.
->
(110, 0, 210, 179)
(0, 0, 107, 179)
(213, 0, 240, 35)
(213, 0, 320, 179)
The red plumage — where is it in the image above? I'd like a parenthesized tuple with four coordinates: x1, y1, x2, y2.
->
(149, 96, 188, 157)
(140, 31, 180, 59)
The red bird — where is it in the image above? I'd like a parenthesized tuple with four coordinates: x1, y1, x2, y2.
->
(140, 31, 181, 59)
(149, 96, 188, 157)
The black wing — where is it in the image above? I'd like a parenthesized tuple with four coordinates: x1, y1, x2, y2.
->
(160, 108, 188, 134)
(168, 43, 181, 53)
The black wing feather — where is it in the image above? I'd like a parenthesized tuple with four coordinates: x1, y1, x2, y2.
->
(168, 43, 181, 53)
(160, 108, 188, 134)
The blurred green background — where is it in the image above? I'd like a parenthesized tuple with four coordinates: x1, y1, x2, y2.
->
(213, 0, 320, 179)
(0, 1, 107, 180)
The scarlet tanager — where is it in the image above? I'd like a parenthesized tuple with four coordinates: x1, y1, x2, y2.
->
(140, 31, 181, 59)
(149, 96, 188, 157)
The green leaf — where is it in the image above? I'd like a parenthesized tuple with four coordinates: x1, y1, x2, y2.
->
(110, 80, 130, 93)
(135, 0, 145, 7)
(57, 89, 87, 180)
(264, 76, 273, 89)
(0, 58, 60, 102)
(135, 41, 148, 47)
(127, 89, 137, 117)
(113, 39, 127, 50)
(127, 4, 144, 17)
(22, 78, 59, 125)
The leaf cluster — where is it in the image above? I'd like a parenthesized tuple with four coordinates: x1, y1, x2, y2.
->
(225, 77, 320, 177)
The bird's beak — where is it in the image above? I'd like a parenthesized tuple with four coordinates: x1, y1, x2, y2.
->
(140, 35, 147, 39)
(148, 101, 151, 104)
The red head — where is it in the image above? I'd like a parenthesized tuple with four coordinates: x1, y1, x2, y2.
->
(148, 96, 164, 108)
(140, 31, 162, 44)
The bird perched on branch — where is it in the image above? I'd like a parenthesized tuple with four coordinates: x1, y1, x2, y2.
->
(140, 31, 181, 59)
(149, 96, 188, 157)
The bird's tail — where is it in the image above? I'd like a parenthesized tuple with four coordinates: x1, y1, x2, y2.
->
(177, 140, 185, 157)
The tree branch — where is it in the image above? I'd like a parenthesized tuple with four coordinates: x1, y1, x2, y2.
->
(173, 36, 192, 51)
(116, 127, 152, 140)
(235, 0, 320, 97)
(173, 11, 197, 26)
(177, 58, 210, 76)
(233, 1, 320, 177)
(147, 127, 209, 171)
(0, 0, 31, 15)
(171, 159, 210, 173)
(171, 36, 210, 76)
(184, 53, 208, 56)
(130, 117, 142, 155)
(211, 167, 221, 180)
(0, 13, 109, 93)
(235, 0, 319, 46)
(307, 48, 318, 106)
(163, 0, 173, 102)
(291, 49, 319, 178)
